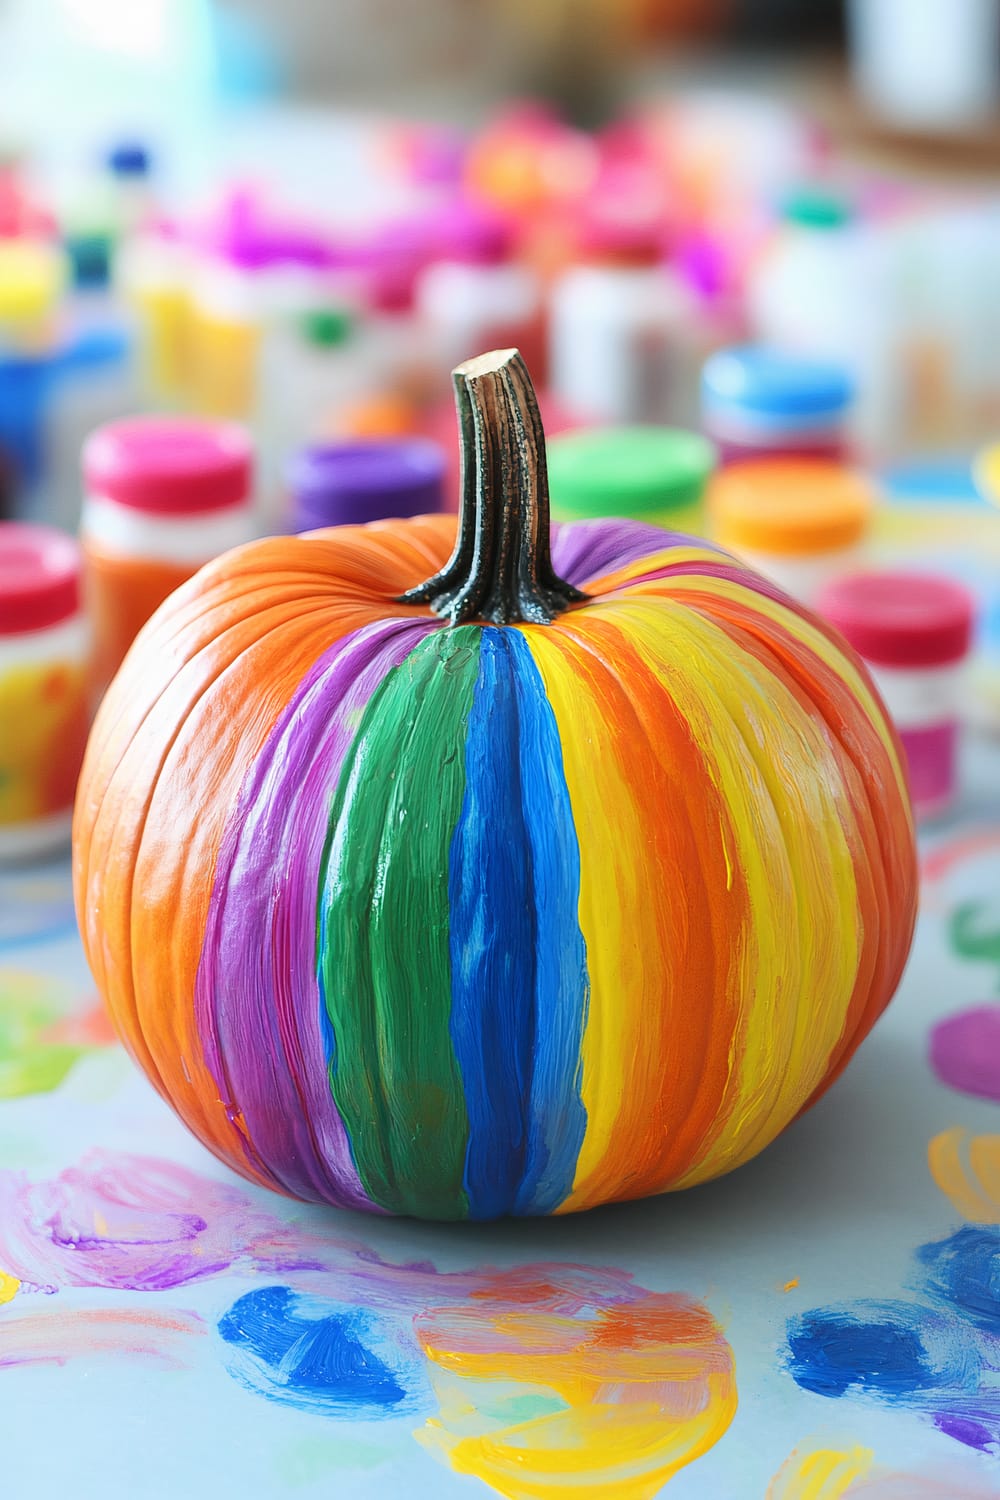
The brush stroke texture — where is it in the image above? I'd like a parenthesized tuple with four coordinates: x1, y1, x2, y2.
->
(74, 516, 916, 1216)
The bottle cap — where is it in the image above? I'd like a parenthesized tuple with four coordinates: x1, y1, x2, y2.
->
(301, 306, 353, 347)
(287, 439, 446, 531)
(0, 522, 81, 634)
(547, 427, 716, 520)
(83, 417, 252, 515)
(710, 459, 873, 557)
(703, 346, 854, 425)
(107, 142, 151, 178)
(818, 572, 974, 668)
(780, 185, 853, 229)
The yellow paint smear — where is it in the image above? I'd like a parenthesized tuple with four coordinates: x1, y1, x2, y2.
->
(415, 1289, 736, 1500)
(929, 1127, 1000, 1223)
(0, 1268, 21, 1304)
(767, 1445, 874, 1500)
(783, 1279, 800, 1293)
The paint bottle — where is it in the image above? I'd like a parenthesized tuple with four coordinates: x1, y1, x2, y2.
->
(547, 426, 716, 535)
(0, 523, 90, 862)
(286, 439, 445, 533)
(818, 571, 974, 820)
(0, 239, 66, 511)
(118, 222, 193, 404)
(414, 203, 544, 381)
(709, 458, 874, 603)
(81, 417, 253, 695)
(548, 215, 688, 425)
(702, 346, 854, 465)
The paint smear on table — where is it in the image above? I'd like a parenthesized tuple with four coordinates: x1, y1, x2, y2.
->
(0, 970, 115, 1098)
(929, 1011, 1000, 1104)
(785, 1220, 1000, 1455)
(0, 1150, 331, 1293)
(768, 1444, 997, 1498)
(948, 902, 1000, 988)
(219, 1285, 419, 1415)
(0, 1306, 205, 1369)
(414, 1270, 736, 1500)
(929, 1129, 1000, 1224)
(767, 1443, 874, 1499)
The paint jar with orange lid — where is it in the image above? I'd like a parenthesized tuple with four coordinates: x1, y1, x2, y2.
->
(0, 523, 90, 862)
(81, 417, 253, 697)
(709, 458, 874, 604)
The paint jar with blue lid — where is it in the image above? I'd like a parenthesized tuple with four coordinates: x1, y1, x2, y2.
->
(702, 346, 854, 466)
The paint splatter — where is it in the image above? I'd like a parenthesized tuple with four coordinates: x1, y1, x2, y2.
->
(0, 970, 115, 1099)
(930, 1010, 1000, 1104)
(917, 1225, 1000, 1334)
(785, 1266, 1000, 1454)
(767, 1443, 874, 1499)
(0, 1151, 330, 1294)
(0, 1268, 20, 1303)
(948, 903, 1000, 988)
(930, 1129, 1000, 1225)
(414, 1269, 736, 1500)
(219, 1285, 419, 1415)
(0, 1307, 205, 1370)
(768, 1444, 997, 1498)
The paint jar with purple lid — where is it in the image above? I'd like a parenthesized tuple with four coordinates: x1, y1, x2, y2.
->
(818, 571, 975, 820)
(702, 346, 854, 465)
(286, 439, 446, 532)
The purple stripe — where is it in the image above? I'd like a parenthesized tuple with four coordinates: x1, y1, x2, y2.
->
(194, 617, 438, 1207)
(551, 518, 727, 589)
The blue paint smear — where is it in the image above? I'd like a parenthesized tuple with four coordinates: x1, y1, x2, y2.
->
(447, 628, 587, 1220)
(218, 1285, 412, 1414)
(917, 1225, 1000, 1334)
(786, 1300, 967, 1400)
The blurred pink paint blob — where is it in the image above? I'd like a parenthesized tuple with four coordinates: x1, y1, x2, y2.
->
(929, 1005, 1000, 1103)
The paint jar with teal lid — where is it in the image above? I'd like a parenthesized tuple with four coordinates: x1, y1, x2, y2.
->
(546, 427, 716, 536)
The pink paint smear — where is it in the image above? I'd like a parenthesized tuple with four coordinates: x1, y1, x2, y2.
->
(930, 1005, 1000, 1103)
(0, 1307, 206, 1369)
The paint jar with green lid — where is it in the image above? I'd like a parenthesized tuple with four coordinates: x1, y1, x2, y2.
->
(546, 426, 717, 536)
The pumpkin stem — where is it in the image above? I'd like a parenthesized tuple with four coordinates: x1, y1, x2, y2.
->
(398, 348, 588, 625)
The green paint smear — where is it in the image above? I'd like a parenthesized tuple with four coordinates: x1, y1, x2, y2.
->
(949, 901, 1000, 991)
(277, 1435, 392, 1486)
(0, 976, 85, 1098)
(318, 627, 480, 1220)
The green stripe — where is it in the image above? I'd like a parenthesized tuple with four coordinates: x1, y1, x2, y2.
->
(317, 627, 480, 1219)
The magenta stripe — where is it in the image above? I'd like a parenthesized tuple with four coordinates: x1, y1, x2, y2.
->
(193, 617, 438, 1206)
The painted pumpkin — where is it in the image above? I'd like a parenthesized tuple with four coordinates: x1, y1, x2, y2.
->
(74, 350, 918, 1221)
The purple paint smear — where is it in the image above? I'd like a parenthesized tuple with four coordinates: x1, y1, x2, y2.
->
(193, 617, 437, 1206)
(0, 1152, 331, 1292)
(930, 1006, 1000, 1103)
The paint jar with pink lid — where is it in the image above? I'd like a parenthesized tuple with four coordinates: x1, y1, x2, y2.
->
(80, 416, 253, 697)
(818, 571, 975, 820)
(0, 523, 90, 862)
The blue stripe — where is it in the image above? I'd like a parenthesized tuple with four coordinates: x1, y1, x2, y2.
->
(507, 629, 588, 1214)
(447, 627, 587, 1219)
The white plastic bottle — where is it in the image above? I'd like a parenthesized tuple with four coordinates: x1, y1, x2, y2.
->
(548, 216, 688, 426)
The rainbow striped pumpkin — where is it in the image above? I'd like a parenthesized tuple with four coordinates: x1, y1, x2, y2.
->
(74, 351, 917, 1221)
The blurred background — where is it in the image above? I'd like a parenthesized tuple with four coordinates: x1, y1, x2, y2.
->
(2, 0, 1000, 857)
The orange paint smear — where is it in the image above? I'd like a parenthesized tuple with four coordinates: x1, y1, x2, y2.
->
(929, 1127, 1000, 1223)
(0, 1306, 205, 1370)
(414, 1273, 736, 1500)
